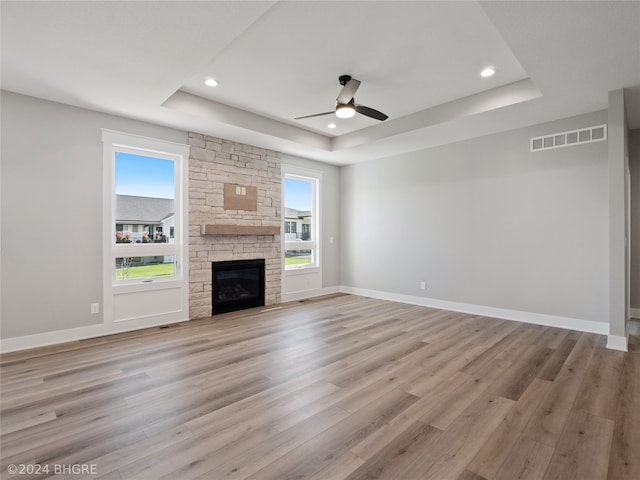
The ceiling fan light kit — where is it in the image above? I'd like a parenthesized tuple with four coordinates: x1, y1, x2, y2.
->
(335, 103, 356, 118)
(295, 74, 388, 122)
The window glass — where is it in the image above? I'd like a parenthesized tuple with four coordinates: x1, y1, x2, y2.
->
(284, 175, 317, 270)
(115, 256, 176, 280)
(284, 249, 314, 267)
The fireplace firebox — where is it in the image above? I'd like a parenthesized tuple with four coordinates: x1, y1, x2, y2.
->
(212, 259, 265, 315)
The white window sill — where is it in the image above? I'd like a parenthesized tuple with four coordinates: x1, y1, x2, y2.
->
(284, 265, 320, 276)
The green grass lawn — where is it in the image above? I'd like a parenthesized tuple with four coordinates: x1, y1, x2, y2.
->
(116, 262, 175, 279)
(285, 256, 312, 266)
(118, 259, 310, 278)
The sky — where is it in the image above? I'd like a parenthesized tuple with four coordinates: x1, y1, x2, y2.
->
(115, 152, 175, 199)
(285, 178, 312, 211)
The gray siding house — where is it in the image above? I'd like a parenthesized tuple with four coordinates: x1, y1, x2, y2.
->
(284, 207, 311, 242)
(115, 195, 174, 243)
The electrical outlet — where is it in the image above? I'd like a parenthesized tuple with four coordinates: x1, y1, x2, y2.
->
(420, 281, 426, 290)
(91, 303, 100, 314)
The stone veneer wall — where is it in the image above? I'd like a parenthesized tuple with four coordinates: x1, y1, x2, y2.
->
(188, 132, 281, 319)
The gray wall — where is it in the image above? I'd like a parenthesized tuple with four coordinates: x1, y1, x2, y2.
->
(340, 110, 609, 324)
(281, 154, 341, 288)
(630, 129, 640, 311)
(1, 91, 187, 338)
(608, 89, 629, 338)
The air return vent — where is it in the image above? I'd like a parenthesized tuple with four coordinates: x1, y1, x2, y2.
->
(530, 124, 607, 152)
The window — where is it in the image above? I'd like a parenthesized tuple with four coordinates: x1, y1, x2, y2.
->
(285, 221, 297, 234)
(102, 130, 189, 327)
(283, 169, 320, 270)
(103, 131, 187, 284)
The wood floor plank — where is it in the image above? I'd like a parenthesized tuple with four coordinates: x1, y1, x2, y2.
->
(536, 329, 581, 382)
(244, 389, 419, 480)
(607, 353, 640, 480)
(403, 344, 487, 398)
(465, 318, 517, 347)
(629, 320, 640, 352)
(0, 407, 56, 436)
(493, 437, 554, 480)
(330, 334, 427, 381)
(564, 332, 599, 368)
(396, 393, 515, 480)
(186, 378, 338, 437)
(305, 450, 364, 480)
(49, 425, 193, 480)
(13, 426, 148, 479)
(117, 380, 348, 478)
(607, 392, 640, 480)
(487, 344, 554, 401)
(459, 324, 528, 376)
(95, 471, 124, 480)
(347, 371, 467, 462)
(140, 373, 277, 438)
(420, 358, 507, 430)
(468, 377, 552, 479)
(344, 421, 441, 480)
(619, 350, 640, 395)
(543, 409, 614, 480)
(520, 364, 586, 448)
(535, 326, 571, 349)
(495, 324, 548, 363)
(189, 405, 351, 480)
(0, 294, 636, 480)
(458, 470, 489, 480)
(571, 342, 625, 420)
(116, 421, 278, 480)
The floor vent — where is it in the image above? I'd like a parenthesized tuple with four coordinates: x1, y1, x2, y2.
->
(530, 124, 607, 152)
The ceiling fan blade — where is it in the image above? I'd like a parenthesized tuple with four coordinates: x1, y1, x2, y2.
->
(294, 111, 335, 120)
(336, 78, 361, 104)
(355, 104, 388, 121)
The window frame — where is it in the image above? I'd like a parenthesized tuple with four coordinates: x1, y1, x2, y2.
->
(282, 166, 321, 273)
(102, 130, 189, 289)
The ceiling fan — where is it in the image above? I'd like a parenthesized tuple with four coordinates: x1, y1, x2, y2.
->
(295, 75, 389, 122)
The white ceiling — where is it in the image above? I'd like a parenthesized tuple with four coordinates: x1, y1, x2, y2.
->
(2, 1, 639, 165)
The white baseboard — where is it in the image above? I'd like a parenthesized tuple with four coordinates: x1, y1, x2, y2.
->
(282, 286, 340, 303)
(606, 334, 629, 352)
(1, 315, 188, 354)
(631, 308, 640, 320)
(3, 287, 342, 353)
(339, 286, 609, 335)
(1, 285, 618, 354)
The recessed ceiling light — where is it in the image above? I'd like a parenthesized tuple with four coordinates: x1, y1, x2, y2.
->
(328, 123, 337, 129)
(480, 66, 496, 78)
(205, 78, 218, 87)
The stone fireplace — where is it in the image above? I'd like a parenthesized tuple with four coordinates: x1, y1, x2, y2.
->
(188, 133, 281, 319)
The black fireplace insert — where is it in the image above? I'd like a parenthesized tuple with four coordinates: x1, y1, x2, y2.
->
(211, 259, 265, 315)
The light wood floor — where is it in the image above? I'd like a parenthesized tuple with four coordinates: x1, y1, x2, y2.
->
(1, 294, 638, 480)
